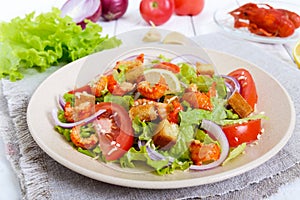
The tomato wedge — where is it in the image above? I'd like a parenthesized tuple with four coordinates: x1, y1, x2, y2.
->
(94, 102, 134, 161)
(222, 119, 262, 147)
(228, 68, 258, 109)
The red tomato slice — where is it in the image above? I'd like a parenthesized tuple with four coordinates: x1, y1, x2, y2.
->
(94, 102, 134, 161)
(153, 62, 180, 73)
(228, 68, 258, 109)
(222, 119, 262, 147)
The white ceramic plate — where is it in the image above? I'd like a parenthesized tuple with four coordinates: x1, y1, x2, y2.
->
(27, 44, 295, 189)
(214, 1, 300, 44)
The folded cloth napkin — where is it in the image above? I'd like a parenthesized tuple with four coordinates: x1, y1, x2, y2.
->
(1, 32, 300, 200)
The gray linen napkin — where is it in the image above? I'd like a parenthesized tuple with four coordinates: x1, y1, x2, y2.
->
(0, 32, 299, 200)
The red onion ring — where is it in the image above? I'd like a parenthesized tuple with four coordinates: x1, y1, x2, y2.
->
(52, 108, 106, 128)
(170, 54, 209, 67)
(221, 75, 241, 98)
(138, 140, 174, 162)
(189, 119, 229, 171)
(58, 95, 66, 109)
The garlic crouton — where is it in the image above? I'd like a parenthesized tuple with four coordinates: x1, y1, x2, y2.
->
(228, 91, 253, 118)
(196, 63, 215, 76)
(129, 104, 158, 122)
(153, 119, 179, 150)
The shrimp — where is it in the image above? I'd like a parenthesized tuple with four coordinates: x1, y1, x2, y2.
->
(107, 74, 135, 96)
(129, 103, 158, 122)
(189, 140, 221, 165)
(64, 102, 94, 123)
(137, 76, 168, 100)
(114, 53, 144, 71)
(167, 98, 183, 124)
(90, 75, 108, 97)
(70, 125, 99, 149)
(64, 93, 95, 122)
(181, 83, 213, 111)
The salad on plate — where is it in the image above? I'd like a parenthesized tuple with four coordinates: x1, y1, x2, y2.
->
(52, 53, 266, 175)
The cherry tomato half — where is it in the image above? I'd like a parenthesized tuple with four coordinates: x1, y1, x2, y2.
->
(174, 0, 205, 16)
(94, 102, 134, 161)
(222, 119, 262, 147)
(139, 0, 175, 26)
(228, 68, 258, 109)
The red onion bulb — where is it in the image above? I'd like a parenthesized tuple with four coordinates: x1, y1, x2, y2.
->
(101, 0, 128, 21)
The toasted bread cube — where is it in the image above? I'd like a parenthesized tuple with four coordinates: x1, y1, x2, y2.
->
(129, 104, 157, 122)
(125, 65, 144, 83)
(228, 91, 253, 118)
(74, 92, 95, 107)
(153, 119, 179, 150)
(196, 63, 215, 76)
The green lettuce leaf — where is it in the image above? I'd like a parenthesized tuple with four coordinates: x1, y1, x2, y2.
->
(178, 63, 197, 84)
(178, 63, 227, 98)
(166, 125, 194, 159)
(179, 103, 227, 127)
(131, 117, 157, 140)
(119, 143, 191, 175)
(222, 143, 246, 166)
(103, 94, 134, 111)
(156, 159, 191, 175)
(0, 7, 121, 81)
(119, 145, 169, 170)
(218, 113, 268, 126)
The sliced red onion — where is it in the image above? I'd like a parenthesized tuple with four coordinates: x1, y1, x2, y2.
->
(58, 95, 66, 109)
(189, 119, 229, 171)
(224, 82, 234, 99)
(146, 145, 167, 161)
(61, 0, 102, 27)
(137, 139, 143, 148)
(224, 82, 234, 93)
(221, 75, 241, 94)
(170, 54, 209, 67)
(52, 108, 106, 128)
(138, 140, 174, 162)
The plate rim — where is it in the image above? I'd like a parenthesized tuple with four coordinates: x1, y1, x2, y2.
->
(26, 44, 296, 189)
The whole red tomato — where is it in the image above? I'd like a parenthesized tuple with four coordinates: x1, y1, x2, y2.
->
(140, 0, 175, 26)
(174, 0, 204, 16)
